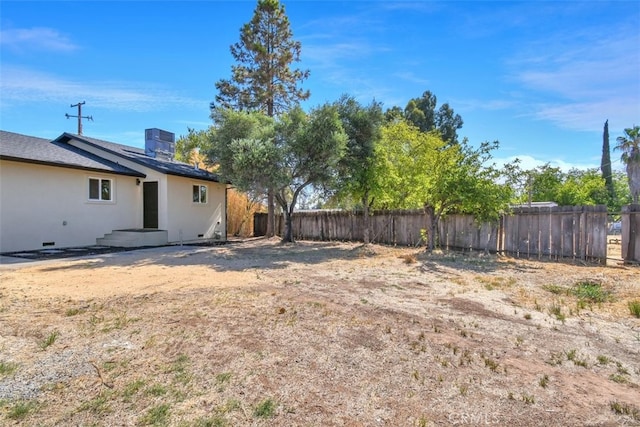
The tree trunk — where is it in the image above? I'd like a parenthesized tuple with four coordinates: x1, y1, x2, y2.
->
(266, 189, 275, 237)
(282, 208, 294, 243)
(362, 192, 370, 245)
(627, 154, 640, 204)
(626, 204, 638, 264)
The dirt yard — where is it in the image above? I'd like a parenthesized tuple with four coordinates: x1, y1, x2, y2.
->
(0, 238, 638, 426)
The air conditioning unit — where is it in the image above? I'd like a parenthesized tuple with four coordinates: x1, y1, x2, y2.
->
(145, 128, 175, 160)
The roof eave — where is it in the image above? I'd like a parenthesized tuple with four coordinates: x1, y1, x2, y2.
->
(0, 155, 147, 178)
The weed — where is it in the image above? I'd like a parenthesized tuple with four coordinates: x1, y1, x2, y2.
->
(459, 350, 473, 366)
(565, 349, 588, 367)
(0, 361, 18, 377)
(597, 355, 610, 365)
(412, 370, 420, 381)
(77, 391, 113, 414)
(523, 313, 532, 320)
(253, 398, 276, 418)
(539, 374, 549, 388)
(65, 307, 84, 316)
(101, 311, 140, 333)
(521, 394, 535, 404)
(216, 372, 232, 390)
(146, 384, 168, 396)
(219, 399, 241, 414)
(628, 300, 640, 318)
(39, 331, 59, 350)
(140, 403, 171, 426)
(484, 357, 499, 372)
(459, 384, 469, 396)
(7, 401, 37, 420)
(609, 374, 629, 384)
(507, 392, 515, 400)
(515, 336, 524, 347)
(417, 416, 429, 427)
(616, 362, 629, 375)
(402, 253, 417, 264)
(88, 313, 104, 327)
(102, 361, 117, 372)
(191, 416, 228, 427)
(542, 284, 567, 295)
(534, 299, 542, 311)
(610, 401, 640, 421)
(410, 341, 426, 354)
(170, 354, 191, 385)
(546, 352, 564, 366)
(548, 304, 565, 323)
(123, 379, 146, 400)
(573, 281, 612, 303)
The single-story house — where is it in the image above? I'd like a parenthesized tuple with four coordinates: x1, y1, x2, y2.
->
(0, 128, 228, 254)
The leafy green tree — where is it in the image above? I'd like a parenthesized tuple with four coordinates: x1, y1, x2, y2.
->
(372, 120, 439, 210)
(333, 95, 384, 244)
(516, 164, 564, 205)
(615, 125, 640, 204)
(208, 109, 277, 195)
(273, 104, 347, 242)
(421, 140, 512, 250)
(374, 120, 512, 250)
(175, 127, 214, 166)
(399, 90, 463, 144)
(601, 120, 615, 202)
(209, 106, 347, 243)
(213, 0, 310, 237)
(611, 170, 632, 212)
(555, 169, 608, 206)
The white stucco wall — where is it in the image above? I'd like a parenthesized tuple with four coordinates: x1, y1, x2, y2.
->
(166, 175, 226, 243)
(0, 160, 141, 253)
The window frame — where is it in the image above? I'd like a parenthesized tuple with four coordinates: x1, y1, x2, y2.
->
(192, 184, 208, 204)
(88, 177, 114, 202)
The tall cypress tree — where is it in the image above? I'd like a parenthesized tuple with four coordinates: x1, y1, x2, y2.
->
(601, 120, 615, 204)
(213, 0, 310, 236)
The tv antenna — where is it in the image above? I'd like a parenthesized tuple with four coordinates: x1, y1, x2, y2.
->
(65, 101, 93, 135)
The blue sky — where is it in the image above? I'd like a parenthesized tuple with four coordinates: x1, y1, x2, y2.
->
(1, 1, 638, 172)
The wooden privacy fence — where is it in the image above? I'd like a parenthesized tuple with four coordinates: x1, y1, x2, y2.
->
(254, 205, 637, 264)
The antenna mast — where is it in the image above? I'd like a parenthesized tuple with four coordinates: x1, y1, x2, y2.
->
(65, 101, 93, 135)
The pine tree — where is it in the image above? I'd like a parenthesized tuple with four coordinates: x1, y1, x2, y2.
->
(601, 120, 615, 204)
(213, 0, 310, 237)
(213, 0, 310, 117)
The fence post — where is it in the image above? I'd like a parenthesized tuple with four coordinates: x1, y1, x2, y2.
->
(623, 204, 639, 264)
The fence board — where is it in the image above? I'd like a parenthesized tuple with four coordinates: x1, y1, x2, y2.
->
(622, 205, 640, 263)
(254, 205, 609, 263)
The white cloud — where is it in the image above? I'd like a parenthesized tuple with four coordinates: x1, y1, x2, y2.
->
(0, 27, 79, 52)
(0, 66, 207, 112)
(493, 154, 599, 173)
(508, 25, 640, 132)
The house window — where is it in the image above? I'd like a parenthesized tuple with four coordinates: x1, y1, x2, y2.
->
(89, 178, 112, 201)
(192, 184, 207, 204)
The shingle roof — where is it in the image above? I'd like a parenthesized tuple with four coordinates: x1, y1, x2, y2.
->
(54, 133, 222, 183)
(0, 130, 145, 177)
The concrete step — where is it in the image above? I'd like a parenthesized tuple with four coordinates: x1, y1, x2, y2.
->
(96, 229, 168, 248)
